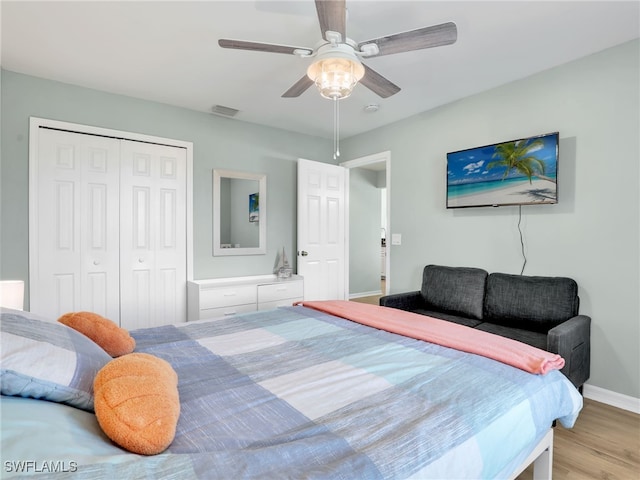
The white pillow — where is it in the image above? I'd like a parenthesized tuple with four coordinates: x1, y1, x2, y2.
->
(1, 310, 111, 411)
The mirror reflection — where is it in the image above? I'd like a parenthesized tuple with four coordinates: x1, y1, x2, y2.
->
(213, 170, 266, 256)
(220, 177, 260, 248)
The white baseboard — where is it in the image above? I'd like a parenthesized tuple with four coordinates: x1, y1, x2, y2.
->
(349, 290, 382, 299)
(583, 384, 640, 414)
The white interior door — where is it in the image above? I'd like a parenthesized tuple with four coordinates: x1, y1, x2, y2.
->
(30, 128, 121, 319)
(119, 140, 187, 329)
(297, 158, 347, 300)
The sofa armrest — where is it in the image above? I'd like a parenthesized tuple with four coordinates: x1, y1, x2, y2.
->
(379, 291, 424, 311)
(547, 315, 591, 389)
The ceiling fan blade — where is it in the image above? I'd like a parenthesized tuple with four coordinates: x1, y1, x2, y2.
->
(315, 0, 346, 41)
(360, 64, 401, 98)
(358, 22, 457, 57)
(218, 39, 312, 56)
(282, 75, 315, 98)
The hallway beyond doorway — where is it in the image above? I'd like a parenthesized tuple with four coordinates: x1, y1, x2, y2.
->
(350, 279, 385, 305)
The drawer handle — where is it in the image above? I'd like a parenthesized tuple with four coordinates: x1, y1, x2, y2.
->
(223, 292, 237, 297)
(223, 311, 237, 316)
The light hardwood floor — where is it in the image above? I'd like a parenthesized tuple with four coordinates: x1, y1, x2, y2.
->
(518, 398, 639, 480)
(349, 295, 640, 479)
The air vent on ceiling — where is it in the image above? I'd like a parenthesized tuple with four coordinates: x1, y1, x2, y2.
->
(211, 105, 240, 118)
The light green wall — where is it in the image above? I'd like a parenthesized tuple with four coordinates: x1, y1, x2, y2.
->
(342, 40, 640, 399)
(349, 168, 382, 296)
(0, 70, 333, 296)
(2, 40, 638, 399)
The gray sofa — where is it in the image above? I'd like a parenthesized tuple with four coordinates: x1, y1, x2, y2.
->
(379, 265, 590, 390)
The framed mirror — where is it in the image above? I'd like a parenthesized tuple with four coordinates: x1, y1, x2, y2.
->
(213, 169, 267, 256)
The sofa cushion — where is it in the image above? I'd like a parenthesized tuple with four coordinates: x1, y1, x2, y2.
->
(420, 265, 488, 320)
(484, 273, 579, 332)
(475, 322, 548, 350)
(413, 309, 483, 328)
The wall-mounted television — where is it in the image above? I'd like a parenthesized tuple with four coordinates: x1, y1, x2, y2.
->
(446, 132, 559, 209)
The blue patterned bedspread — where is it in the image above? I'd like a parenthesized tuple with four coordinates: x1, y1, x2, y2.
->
(3, 306, 582, 479)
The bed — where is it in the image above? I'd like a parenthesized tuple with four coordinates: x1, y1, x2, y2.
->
(1, 303, 582, 479)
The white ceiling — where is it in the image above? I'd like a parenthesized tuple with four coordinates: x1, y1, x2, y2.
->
(1, 1, 638, 140)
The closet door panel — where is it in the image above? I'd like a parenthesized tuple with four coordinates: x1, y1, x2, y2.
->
(131, 268, 152, 328)
(87, 271, 108, 313)
(82, 143, 120, 319)
(119, 141, 187, 329)
(54, 273, 75, 314)
(158, 267, 178, 326)
(32, 129, 120, 320)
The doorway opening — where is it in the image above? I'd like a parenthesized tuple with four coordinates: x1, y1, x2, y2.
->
(340, 151, 390, 305)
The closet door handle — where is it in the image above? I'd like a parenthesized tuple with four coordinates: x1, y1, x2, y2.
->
(299, 251, 309, 257)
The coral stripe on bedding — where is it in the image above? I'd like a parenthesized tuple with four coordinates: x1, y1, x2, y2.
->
(299, 300, 565, 375)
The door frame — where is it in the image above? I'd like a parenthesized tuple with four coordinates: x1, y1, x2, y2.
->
(340, 150, 391, 296)
(28, 117, 194, 308)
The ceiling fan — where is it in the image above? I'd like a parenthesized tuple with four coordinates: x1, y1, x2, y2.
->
(218, 0, 457, 100)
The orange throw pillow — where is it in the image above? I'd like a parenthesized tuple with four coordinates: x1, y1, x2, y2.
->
(58, 311, 135, 357)
(94, 353, 180, 455)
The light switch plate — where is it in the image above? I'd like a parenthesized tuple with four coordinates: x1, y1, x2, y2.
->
(391, 233, 402, 245)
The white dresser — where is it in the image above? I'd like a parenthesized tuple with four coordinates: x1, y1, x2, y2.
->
(187, 274, 304, 321)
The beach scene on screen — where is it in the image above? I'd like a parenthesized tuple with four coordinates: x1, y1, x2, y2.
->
(447, 133, 558, 208)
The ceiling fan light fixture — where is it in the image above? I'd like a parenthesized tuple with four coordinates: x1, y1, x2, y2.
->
(306, 46, 365, 99)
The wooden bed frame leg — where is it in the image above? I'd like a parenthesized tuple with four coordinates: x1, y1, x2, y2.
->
(532, 429, 554, 480)
(509, 428, 554, 480)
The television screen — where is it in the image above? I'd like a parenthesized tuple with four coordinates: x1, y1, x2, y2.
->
(446, 132, 559, 208)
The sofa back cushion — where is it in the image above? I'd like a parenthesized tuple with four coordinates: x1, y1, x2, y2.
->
(421, 265, 488, 320)
(484, 273, 579, 332)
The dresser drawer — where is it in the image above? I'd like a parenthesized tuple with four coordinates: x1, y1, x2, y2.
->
(199, 303, 257, 320)
(258, 281, 304, 304)
(258, 298, 301, 311)
(188, 275, 303, 322)
(199, 284, 257, 309)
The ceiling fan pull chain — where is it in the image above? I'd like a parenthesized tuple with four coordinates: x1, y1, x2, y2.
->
(333, 96, 340, 159)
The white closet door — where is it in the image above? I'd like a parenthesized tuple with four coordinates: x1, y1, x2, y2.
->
(31, 128, 120, 319)
(119, 140, 187, 329)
